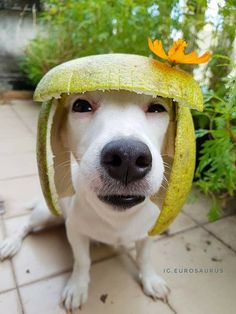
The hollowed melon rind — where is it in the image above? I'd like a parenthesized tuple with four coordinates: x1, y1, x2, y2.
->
(37, 100, 61, 216)
(34, 54, 203, 112)
(149, 106, 195, 235)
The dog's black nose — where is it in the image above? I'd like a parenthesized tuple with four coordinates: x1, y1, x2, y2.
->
(100, 139, 152, 185)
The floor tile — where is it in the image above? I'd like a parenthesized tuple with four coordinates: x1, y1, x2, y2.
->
(5, 216, 73, 286)
(145, 227, 236, 314)
(0, 103, 16, 122)
(0, 110, 30, 139)
(11, 100, 39, 135)
(19, 119, 38, 135)
(11, 100, 40, 118)
(1, 136, 35, 156)
(0, 175, 43, 218)
(20, 255, 173, 314)
(91, 241, 117, 262)
(0, 259, 15, 293)
(166, 212, 196, 235)
(0, 290, 22, 314)
(204, 215, 236, 251)
(0, 152, 37, 180)
(5, 215, 117, 286)
(224, 197, 236, 215)
(182, 191, 211, 224)
(0, 222, 16, 292)
(20, 277, 66, 314)
(183, 188, 235, 224)
(0, 105, 15, 119)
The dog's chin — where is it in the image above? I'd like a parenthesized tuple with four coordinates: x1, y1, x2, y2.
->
(98, 194, 146, 210)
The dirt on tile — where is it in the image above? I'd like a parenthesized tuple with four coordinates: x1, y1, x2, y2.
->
(185, 243, 191, 251)
(211, 257, 222, 262)
(100, 293, 108, 304)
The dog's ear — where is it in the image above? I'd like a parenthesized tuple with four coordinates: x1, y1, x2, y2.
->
(50, 97, 75, 198)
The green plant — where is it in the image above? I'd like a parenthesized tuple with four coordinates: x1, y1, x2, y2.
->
(194, 57, 236, 220)
(20, 0, 180, 85)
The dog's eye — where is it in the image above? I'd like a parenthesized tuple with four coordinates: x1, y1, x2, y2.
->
(72, 99, 93, 113)
(147, 103, 167, 113)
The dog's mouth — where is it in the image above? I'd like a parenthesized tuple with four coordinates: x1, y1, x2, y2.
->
(98, 194, 145, 209)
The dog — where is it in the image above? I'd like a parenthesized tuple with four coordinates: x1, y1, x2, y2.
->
(0, 90, 170, 311)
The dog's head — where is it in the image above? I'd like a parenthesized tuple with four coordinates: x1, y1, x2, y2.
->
(35, 54, 200, 233)
(63, 90, 170, 210)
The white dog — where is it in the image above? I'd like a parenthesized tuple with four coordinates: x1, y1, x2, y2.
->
(0, 90, 170, 310)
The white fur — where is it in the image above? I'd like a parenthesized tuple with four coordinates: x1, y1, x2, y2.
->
(0, 90, 170, 310)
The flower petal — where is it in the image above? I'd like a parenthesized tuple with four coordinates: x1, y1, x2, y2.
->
(190, 51, 211, 64)
(170, 51, 198, 64)
(168, 39, 187, 57)
(148, 38, 168, 60)
(172, 51, 211, 64)
(148, 37, 211, 65)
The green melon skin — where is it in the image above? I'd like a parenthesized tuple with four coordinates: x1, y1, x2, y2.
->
(34, 54, 203, 112)
(149, 106, 195, 235)
(37, 100, 61, 216)
(35, 53, 203, 235)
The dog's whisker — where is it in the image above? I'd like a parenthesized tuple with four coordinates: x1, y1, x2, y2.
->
(162, 176, 169, 187)
(59, 169, 71, 186)
(161, 181, 169, 190)
(53, 160, 72, 170)
(92, 173, 152, 197)
(74, 158, 82, 163)
(151, 195, 165, 201)
(162, 176, 169, 185)
(163, 163, 171, 169)
(163, 162, 171, 170)
(160, 184, 168, 192)
(53, 150, 75, 155)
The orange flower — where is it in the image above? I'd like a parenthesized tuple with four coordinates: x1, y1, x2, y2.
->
(148, 38, 211, 65)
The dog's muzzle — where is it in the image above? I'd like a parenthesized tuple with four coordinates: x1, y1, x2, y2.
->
(100, 138, 152, 185)
(98, 138, 151, 209)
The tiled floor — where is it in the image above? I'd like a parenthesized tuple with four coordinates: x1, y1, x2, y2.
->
(0, 100, 235, 314)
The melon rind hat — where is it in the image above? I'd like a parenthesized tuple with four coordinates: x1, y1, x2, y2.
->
(34, 53, 203, 235)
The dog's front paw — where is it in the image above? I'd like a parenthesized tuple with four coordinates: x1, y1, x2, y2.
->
(141, 273, 170, 302)
(0, 237, 22, 260)
(61, 275, 89, 311)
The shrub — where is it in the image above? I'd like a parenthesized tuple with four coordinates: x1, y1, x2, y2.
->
(194, 58, 236, 219)
(20, 0, 178, 85)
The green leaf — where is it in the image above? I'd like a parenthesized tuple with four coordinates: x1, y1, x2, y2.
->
(195, 129, 209, 138)
(208, 198, 222, 222)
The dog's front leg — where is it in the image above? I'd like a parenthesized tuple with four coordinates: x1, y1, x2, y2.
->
(62, 219, 91, 311)
(135, 237, 170, 302)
